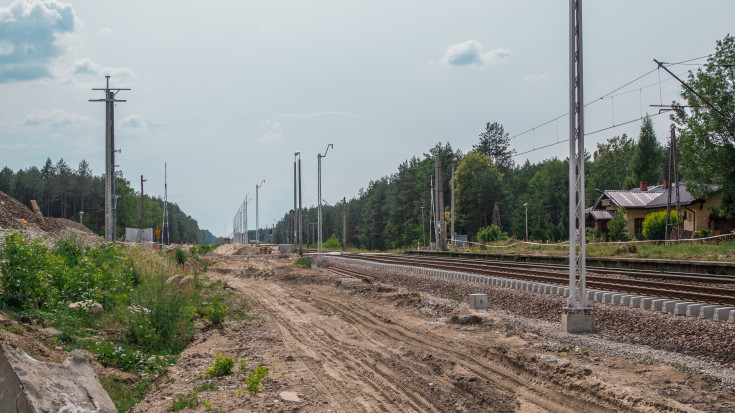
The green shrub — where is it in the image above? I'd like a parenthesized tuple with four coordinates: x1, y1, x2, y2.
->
(174, 248, 187, 265)
(294, 257, 311, 266)
(477, 225, 508, 244)
(205, 300, 228, 325)
(244, 365, 269, 396)
(607, 209, 630, 241)
(206, 352, 235, 378)
(323, 234, 342, 250)
(171, 391, 199, 411)
(0, 232, 56, 310)
(642, 211, 680, 240)
(693, 229, 713, 239)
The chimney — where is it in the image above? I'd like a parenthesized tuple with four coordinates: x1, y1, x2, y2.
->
(663, 178, 669, 189)
(639, 181, 648, 192)
(657, 181, 663, 186)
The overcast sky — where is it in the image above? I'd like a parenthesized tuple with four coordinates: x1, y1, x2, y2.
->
(1, 0, 733, 236)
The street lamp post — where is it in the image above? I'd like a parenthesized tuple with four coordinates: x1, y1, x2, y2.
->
(317, 144, 333, 262)
(523, 203, 529, 242)
(256, 180, 265, 244)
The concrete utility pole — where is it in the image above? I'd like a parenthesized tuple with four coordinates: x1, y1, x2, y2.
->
(665, 125, 681, 241)
(256, 180, 265, 244)
(420, 205, 426, 248)
(436, 154, 447, 251)
(162, 162, 169, 245)
(430, 177, 435, 249)
(294, 153, 298, 248)
(140, 175, 147, 241)
(243, 194, 251, 244)
(89, 76, 130, 243)
(565, 0, 593, 333)
(342, 196, 347, 251)
(451, 159, 456, 247)
(317, 144, 333, 261)
(523, 203, 529, 241)
(297, 153, 303, 255)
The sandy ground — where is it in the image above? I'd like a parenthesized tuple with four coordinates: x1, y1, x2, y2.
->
(131, 252, 735, 412)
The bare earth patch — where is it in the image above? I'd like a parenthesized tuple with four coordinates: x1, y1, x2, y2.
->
(131, 253, 735, 412)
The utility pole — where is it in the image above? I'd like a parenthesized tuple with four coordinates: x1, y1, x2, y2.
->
(140, 175, 147, 241)
(89, 75, 129, 243)
(436, 154, 447, 251)
(256, 180, 265, 244)
(451, 158, 456, 247)
(297, 153, 303, 255)
(162, 162, 169, 245)
(294, 153, 298, 248)
(430, 177, 435, 250)
(523, 203, 529, 242)
(243, 194, 251, 244)
(342, 196, 347, 251)
(317, 144, 333, 261)
(565, 0, 593, 332)
(665, 125, 681, 241)
(420, 204, 426, 248)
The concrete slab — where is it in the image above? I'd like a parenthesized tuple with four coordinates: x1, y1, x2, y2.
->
(562, 313, 594, 333)
(729, 311, 735, 323)
(602, 292, 614, 303)
(621, 295, 635, 306)
(651, 299, 667, 312)
(629, 296, 642, 308)
(612, 294, 627, 305)
(593, 291, 605, 302)
(662, 300, 686, 313)
(686, 303, 707, 317)
(674, 302, 692, 315)
(714, 307, 734, 322)
(699, 305, 729, 320)
(640, 297, 654, 310)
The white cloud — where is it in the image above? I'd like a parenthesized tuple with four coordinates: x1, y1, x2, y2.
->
(120, 114, 165, 130)
(523, 74, 549, 83)
(98, 27, 114, 35)
(276, 111, 359, 119)
(70, 58, 136, 80)
(20, 108, 89, 127)
(442, 40, 511, 66)
(0, 0, 77, 83)
(258, 120, 282, 142)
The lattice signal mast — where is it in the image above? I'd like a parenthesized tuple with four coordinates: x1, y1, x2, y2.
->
(89, 76, 130, 242)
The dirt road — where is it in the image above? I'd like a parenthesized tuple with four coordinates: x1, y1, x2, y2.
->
(132, 251, 735, 412)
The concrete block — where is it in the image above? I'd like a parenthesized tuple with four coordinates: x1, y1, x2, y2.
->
(562, 313, 594, 333)
(587, 290, 596, 301)
(628, 296, 642, 308)
(729, 311, 735, 323)
(640, 297, 654, 310)
(621, 295, 635, 306)
(686, 303, 707, 317)
(545, 285, 554, 294)
(713, 307, 734, 322)
(594, 291, 605, 302)
(469, 294, 488, 309)
(602, 292, 614, 303)
(674, 302, 692, 315)
(662, 300, 685, 313)
(611, 294, 625, 305)
(651, 299, 667, 312)
(699, 305, 729, 320)
(0, 343, 116, 413)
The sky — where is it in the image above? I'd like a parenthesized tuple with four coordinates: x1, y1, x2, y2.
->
(1, 0, 733, 237)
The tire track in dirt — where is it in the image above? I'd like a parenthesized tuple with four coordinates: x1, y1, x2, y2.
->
(241, 279, 435, 412)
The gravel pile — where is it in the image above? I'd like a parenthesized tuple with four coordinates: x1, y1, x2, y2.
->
(325, 257, 735, 381)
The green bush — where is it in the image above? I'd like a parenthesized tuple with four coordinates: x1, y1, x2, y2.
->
(206, 352, 235, 378)
(244, 365, 269, 396)
(642, 211, 680, 240)
(294, 257, 311, 266)
(205, 300, 228, 325)
(693, 229, 713, 239)
(607, 209, 630, 241)
(174, 248, 187, 265)
(477, 225, 508, 244)
(323, 234, 342, 250)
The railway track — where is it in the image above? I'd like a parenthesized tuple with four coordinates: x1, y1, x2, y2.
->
(333, 252, 735, 306)
(326, 265, 375, 283)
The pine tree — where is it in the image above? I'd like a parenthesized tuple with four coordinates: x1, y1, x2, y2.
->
(624, 116, 663, 189)
(473, 122, 514, 171)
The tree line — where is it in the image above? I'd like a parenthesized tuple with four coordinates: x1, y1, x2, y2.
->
(269, 35, 734, 249)
(0, 158, 214, 244)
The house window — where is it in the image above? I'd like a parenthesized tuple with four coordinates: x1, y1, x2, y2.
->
(634, 218, 644, 238)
